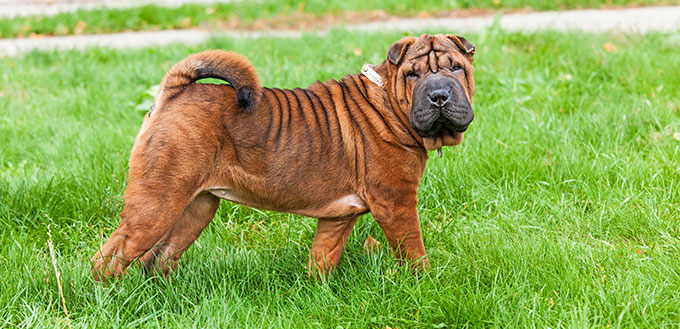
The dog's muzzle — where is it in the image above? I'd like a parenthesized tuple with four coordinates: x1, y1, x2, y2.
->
(409, 73, 473, 138)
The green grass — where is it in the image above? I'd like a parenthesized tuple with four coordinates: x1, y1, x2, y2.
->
(1, 0, 679, 38)
(1, 28, 680, 328)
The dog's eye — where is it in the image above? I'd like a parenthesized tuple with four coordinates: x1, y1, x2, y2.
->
(406, 71, 419, 78)
(449, 64, 463, 72)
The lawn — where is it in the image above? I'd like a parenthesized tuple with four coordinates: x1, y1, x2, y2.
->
(2, 0, 679, 38)
(1, 28, 680, 328)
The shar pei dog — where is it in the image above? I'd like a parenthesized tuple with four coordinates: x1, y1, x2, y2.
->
(91, 33, 476, 280)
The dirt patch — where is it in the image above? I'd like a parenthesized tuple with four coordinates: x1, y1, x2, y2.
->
(208, 8, 527, 32)
(206, 3, 670, 32)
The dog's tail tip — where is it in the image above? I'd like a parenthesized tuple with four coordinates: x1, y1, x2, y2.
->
(236, 86, 258, 111)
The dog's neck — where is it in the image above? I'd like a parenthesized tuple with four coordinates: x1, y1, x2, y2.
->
(365, 62, 430, 153)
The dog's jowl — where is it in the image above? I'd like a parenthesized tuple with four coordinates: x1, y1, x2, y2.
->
(91, 33, 476, 281)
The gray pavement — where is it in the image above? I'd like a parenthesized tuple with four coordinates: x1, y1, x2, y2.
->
(353, 6, 680, 34)
(1, 6, 679, 57)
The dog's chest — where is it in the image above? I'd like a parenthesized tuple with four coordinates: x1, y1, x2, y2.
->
(207, 188, 367, 219)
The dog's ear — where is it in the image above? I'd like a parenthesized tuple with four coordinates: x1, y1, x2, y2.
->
(447, 34, 475, 59)
(387, 37, 416, 65)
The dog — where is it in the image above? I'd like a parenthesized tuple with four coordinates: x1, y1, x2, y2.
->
(91, 33, 475, 280)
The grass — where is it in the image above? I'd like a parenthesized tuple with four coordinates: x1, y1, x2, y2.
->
(1, 27, 680, 328)
(2, 0, 680, 38)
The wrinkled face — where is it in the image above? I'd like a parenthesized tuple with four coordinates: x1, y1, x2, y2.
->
(387, 34, 475, 150)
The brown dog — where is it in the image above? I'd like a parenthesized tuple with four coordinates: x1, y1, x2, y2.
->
(91, 33, 475, 280)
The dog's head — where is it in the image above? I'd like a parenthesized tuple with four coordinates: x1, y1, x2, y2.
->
(385, 33, 475, 150)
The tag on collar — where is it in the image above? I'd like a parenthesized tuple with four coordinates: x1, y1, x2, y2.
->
(361, 64, 384, 88)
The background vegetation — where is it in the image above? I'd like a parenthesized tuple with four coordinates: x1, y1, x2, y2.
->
(1, 16, 680, 329)
(2, 0, 679, 37)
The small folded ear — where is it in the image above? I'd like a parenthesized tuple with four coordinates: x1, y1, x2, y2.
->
(387, 37, 416, 65)
(447, 34, 475, 57)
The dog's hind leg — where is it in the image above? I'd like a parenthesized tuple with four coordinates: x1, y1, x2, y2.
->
(91, 133, 219, 281)
(140, 193, 220, 276)
(90, 176, 198, 281)
(307, 216, 358, 276)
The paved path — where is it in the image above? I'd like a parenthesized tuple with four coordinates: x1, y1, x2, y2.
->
(1, 6, 679, 57)
(0, 0, 236, 18)
(354, 6, 680, 33)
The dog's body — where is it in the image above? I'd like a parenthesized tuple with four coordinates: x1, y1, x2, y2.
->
(92, 34, 476, 280)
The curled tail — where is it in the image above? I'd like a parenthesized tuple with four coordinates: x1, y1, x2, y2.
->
(154, 50, 261, 111)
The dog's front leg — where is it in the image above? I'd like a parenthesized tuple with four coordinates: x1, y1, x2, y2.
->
(367, 190, 429, 270)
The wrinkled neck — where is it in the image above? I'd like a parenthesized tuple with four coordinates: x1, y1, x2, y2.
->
(376, 62, 426, 150)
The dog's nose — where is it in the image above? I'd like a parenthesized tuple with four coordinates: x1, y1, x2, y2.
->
(428, 89, 450, 108)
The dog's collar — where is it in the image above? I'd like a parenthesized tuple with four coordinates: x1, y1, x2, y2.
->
(361, 64, 384, 88)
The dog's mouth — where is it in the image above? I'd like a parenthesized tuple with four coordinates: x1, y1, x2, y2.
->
(416, 116, 468, 150)
(420, 117, 468, 135)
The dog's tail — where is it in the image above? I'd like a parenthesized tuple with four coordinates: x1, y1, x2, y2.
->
(154, 50, 261, 111)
